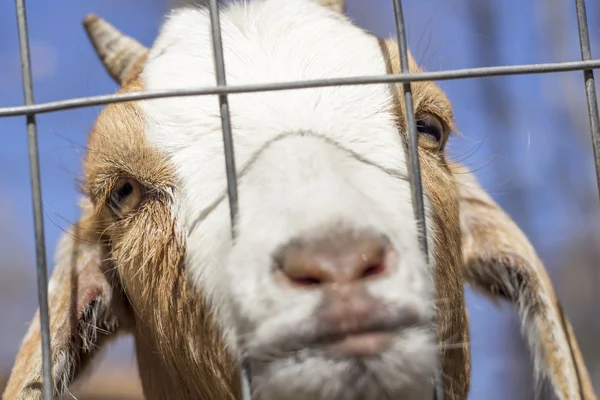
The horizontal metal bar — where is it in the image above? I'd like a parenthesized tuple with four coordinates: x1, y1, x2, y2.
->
(1, 59, 600, 118)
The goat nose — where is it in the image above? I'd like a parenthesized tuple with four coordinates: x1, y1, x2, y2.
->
(273, 231, 395, 288)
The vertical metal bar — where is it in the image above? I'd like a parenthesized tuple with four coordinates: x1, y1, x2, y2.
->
(390, 1, 441, 399)
(575, 0, 600, 203)
(571, 3, 594, 397)
(390, 0, 429, 261)
(208, 0, 239, 234)
(239, 361, 252, 400)
(207, 1, 248, 399)
(15, 0, 54, 398)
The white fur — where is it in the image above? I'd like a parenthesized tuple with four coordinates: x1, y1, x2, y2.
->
(141, 0, 437, 398)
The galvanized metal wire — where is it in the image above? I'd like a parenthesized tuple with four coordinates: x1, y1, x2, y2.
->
(205, 1, 252, 398)
(14, 1, 53, 399)
(571, 1, 598, 398)
(1, 60, 600, 118)
(576, 0, 600, 207)
(6, 0, 600, 398)
(389, 1, 441, 398)
(391, 0, 428, 272)
(208, 0, 239, 235)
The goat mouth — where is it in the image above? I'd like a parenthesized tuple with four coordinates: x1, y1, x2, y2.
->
(285, 315, 419, 360)
(306, 304, 422, 357)
(320, 330, 395, 358)
(244, 306, 427, 366)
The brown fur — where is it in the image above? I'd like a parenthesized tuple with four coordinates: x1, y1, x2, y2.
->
(3, 76, 239, 399)
(3, 3, 596, 400)
(420, 155, 470, 400)
(2, 199, 128, 400)
(86, 78, 240, 400)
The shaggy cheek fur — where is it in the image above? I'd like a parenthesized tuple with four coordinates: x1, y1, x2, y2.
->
(104, 200, 239, 399)
(419, 151, 470, 400)
(106, 201, 184, 318)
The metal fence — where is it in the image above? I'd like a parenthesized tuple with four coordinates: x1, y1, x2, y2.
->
(5, 0, 600, 398)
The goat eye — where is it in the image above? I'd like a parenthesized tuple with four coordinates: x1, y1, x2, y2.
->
(108, 178, 145, 216)
(416, 113, 445, 148)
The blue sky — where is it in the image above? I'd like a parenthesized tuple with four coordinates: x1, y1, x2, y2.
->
(1, 0, 598, 398)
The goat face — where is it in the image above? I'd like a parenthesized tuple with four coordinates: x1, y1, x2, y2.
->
(4, 1, 468, 399)
(9, 1, 595, 400)
(132, 1, 458, 398)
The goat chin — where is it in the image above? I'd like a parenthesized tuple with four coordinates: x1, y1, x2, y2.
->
(243, 327, 437, 400)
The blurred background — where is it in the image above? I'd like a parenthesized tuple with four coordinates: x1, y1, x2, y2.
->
(1, 0, 599, 398)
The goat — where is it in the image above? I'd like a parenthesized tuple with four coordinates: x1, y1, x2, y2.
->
(3, 0, 596, 399)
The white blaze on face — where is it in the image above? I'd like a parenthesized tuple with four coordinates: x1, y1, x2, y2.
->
(141, 0, 436, 397)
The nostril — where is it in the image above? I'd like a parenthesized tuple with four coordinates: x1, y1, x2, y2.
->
(291, 276, 323, 287)
(361, 261, 386, 279)
(274, 257, 329, 287)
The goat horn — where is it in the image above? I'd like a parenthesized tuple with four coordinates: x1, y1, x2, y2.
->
(319, 0, 346, 13)
(83, 14, 148, 85)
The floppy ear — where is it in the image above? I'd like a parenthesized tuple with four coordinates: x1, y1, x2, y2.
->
(450, 162, 597, 400)
(2, 199, 131, 400)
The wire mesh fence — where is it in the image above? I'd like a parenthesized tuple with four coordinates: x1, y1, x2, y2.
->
(6, 0, 600, 398)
